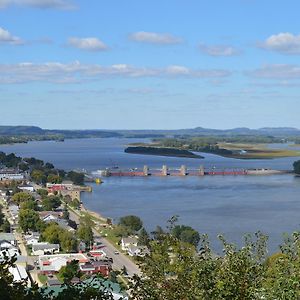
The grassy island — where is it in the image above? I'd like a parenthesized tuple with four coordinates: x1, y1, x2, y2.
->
(124, 146, 204, 159)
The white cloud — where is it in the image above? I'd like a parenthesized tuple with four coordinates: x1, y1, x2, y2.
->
(247, 64, 300, 79)
(259, 33, 300, 54)
(67, 37, 108, 51)
(199, 44, 240, 56)
(0, 27, 23, 45)
(129, 31, 182, 45)
(0, 0, 76, 10)
(0, 61, 231, 84)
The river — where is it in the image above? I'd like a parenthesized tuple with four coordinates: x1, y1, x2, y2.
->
(1, 138, 300, 253)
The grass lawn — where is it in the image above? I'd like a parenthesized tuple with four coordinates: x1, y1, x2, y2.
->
(38, 274, 48, 285)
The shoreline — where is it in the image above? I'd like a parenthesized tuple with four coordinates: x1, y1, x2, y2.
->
(81, 203, 108, 223)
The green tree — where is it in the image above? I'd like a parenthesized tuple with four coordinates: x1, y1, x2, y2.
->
(77, 223, 94, 247)
(70, 198, 81, 209)
(60, 230, 78, 253)
(12, 192, 34, 205)
(47, 174, 62, 184)
(20, 199, 38, 211)
(41, 196, 61, 211)
(138, 227, 150, 246)
(67, 171, 85, 185)
(172, 224, 200, 247)
(1, 219, 11, 233)
(293, 160, 300, 174)
(31, 169, 46, 184)
(37, 189, 48, 197)
(119, 215, 143, 232)
(18, 209, 40, 232)
(58, 260, 82, 284)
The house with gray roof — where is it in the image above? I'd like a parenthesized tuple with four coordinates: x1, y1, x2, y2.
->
(32, 243, 60, 256)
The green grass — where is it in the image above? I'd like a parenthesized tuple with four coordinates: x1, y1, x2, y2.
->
(38, 274, 48, 285)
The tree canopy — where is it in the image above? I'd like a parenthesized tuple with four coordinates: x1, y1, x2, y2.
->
(293, 160, 300, 174)
(172, 224, 200, 247)
(119, 215, 143, 233)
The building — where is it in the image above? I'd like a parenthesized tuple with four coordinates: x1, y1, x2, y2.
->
(18, 184, 35, 192)
(121, 237, 138, 251)
(24, 232, 40, 245)
(127, 245, 150, 257)
(79, 260, 112, 277)
(38, 253, 89, 275)
(39, 211, 62, 222)
(0, 233, 17, 246)
(0, 170, 24, 181)
(32, 243, 60, 256)
(8, 204, 19, 223)
(9, 264, 28, 283)
(0, 233, 19, 260)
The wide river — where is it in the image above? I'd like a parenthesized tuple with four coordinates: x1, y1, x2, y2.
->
(1, 138, 300, 253)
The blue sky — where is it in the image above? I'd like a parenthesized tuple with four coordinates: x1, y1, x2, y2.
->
(1, 0, 300, 129)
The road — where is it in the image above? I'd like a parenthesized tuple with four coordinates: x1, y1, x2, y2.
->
(68, 209, 141, 277)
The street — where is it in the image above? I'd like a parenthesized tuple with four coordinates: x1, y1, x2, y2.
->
(68, 209, 141, 277)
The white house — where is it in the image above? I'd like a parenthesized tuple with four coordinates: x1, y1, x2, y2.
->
(39, 211, 61, 222)
(121, 237, 138, 251)
(0, 233, 17, 246)
(18, 185, 35, 192)
(38, 253, 89, 275)
(127, 245, 150, 257)
(24, 232, 40, 245)
(0, 234, 19, 260)
(9, 264, 28, 283)
(32, 243, 60, 256)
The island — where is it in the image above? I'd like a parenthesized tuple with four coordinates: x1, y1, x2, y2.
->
(124, 146, 204, 159)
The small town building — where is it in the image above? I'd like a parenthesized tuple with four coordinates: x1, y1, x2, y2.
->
(0, 170, 24, 181)
(79, 260, 112, 277)
(38, 253, 89, 275)
(18, 184, 35, 192)
(0, 233, 17, 246)
(32, 243, 60, 256)
(127, 245, 150, 257)
(24, 232, 40, 245)
(121, 237, 138, 251)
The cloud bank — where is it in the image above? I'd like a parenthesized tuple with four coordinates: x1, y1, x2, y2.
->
(260, 33, 300, 55)
(0, 27, 23, 45)
(0, 0, 76, 10)
(129, 31, 182, 45)
(247, 64, 300, 79)
(0, 61, 231, 84)
(199, 44, 240, 56)
(67, 37, 108, 51)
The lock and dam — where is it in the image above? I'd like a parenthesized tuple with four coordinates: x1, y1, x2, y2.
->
(94, 166, 289, 177)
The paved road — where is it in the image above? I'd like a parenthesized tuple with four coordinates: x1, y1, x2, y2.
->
(68, 209, 141, 277)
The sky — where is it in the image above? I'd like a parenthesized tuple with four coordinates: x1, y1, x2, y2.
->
(1, 0, 300, 130)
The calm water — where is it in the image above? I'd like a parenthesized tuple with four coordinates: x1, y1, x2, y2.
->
(1, 138, 300, 252)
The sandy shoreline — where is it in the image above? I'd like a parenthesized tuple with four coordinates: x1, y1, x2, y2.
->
(81, 203, 107, 222)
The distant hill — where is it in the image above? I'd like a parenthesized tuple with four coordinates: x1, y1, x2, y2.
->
(0, 126, 44, 136)
(1, 125, 300, 138)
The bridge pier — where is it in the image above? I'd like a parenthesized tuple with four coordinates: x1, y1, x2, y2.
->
(143, 165, 150, 176)
(162, 165, 169, 176)
(180, 165, 187, 176)
(199, 165, 204, 176)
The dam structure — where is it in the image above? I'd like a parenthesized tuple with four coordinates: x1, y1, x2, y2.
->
(92, 166, 288, 178)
